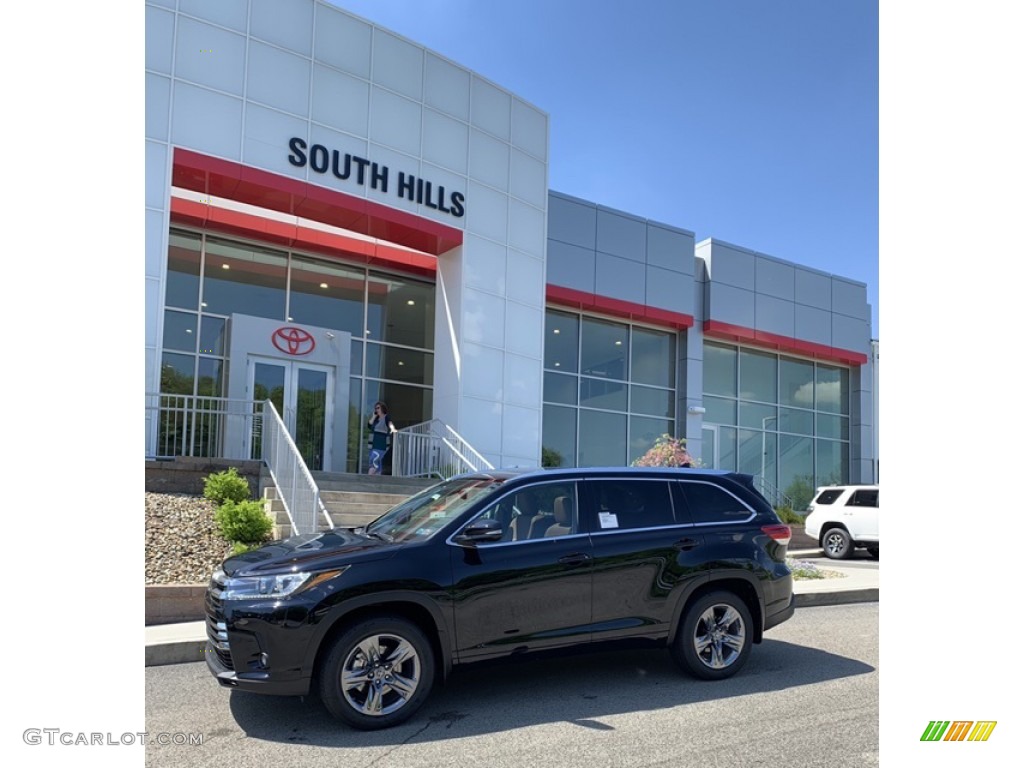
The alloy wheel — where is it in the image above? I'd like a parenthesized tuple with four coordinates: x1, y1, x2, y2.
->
(692, 603, 746, 670)
(341, 633, 421, 716)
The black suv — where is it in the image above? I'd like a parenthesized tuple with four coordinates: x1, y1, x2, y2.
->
(205, 467, 794, 730)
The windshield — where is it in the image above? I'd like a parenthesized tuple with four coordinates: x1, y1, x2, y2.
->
(364, 476, 506, 543)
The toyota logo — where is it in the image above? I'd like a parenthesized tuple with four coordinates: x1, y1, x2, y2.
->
(271, 326, 316, 356)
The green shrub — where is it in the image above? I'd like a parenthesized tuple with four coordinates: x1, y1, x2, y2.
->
(774, 506, 804, 525)
(215, 499, 272, 544)
(203, 467, 251, 506)
(231, 541, 265, 556)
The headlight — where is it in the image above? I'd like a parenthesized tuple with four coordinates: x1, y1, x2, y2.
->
(220, 572, 311, 600)
(218, 568, 347, 600)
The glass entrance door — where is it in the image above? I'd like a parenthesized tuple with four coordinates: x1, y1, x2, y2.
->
(250, 358, 334, 470)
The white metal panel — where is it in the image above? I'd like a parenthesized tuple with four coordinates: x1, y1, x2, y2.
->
(462, 342, 505, 400)
(504, 302, 544, 358)
(508, 199, 545, 256)
(311, 65, 369, 137)
(510, 149, 546, 209)
(247, 40, 311, 117)
(424, 52, 471, 121)
(512, 98, 547, 161)
(250, 0, 314, 56)
(371, 28, 424, 101)
(506, 248, 544, 306)
(369, 87, 422, 156)
(170, 82, 244, 160)
(422, 109, 469, 175)
(313, 4, 372, 78)
(471, 77, 511, 140)
(174, 17, 247, 96)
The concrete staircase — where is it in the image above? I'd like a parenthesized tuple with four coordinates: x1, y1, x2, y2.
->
(262, 471, 437, 537)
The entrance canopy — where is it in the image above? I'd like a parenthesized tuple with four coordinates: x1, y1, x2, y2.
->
(171, 148, 464, 268)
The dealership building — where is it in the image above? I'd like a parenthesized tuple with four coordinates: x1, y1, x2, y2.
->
(145, 0, 877, 508)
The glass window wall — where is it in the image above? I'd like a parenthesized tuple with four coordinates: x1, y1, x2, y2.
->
(160, 229, 436, 471)
(702, 340, 853, 510)
(542, 309, 677, 468)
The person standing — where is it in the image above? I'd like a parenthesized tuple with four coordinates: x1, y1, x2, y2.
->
(366, 401, 397, 475)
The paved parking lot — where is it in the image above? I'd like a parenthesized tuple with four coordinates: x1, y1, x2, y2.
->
(146, 603, 878, 768)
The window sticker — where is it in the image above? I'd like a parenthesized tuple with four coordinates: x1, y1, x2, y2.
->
(599, 512, 619, 529)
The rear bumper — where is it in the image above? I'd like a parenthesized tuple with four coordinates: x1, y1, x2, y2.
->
(763, 592, 795, 632)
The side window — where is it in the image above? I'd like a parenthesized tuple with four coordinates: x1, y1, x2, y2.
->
(847, 489, 879, 508)
(678, 482, 752, 524)
(489, 482, 578, 542)
(587, 480, 674, 531)
(815, 489, 844, 505)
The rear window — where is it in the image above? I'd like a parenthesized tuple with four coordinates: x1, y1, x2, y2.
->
(813, 489, 844, 505)
(677, 481, 752, 524)
(847, 489, 879, 508)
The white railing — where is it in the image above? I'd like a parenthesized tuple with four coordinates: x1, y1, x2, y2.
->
(145, 393, 261, 460)
(261, 401, 332, 536)
(391, 419, 494, 480)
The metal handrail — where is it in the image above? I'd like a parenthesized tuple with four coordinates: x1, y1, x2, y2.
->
(145, 392, 262, 459)
(391, 419, 494, 479)
(753, 475, 795, 511)
(261, 401, 332, 536)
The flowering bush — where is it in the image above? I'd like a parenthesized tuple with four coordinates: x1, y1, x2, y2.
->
(631, 434, 703, 468)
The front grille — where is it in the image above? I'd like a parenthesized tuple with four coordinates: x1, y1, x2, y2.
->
(205, 572, 233, 671)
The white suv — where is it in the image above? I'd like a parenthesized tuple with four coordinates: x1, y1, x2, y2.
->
(803, 485, 879, 560)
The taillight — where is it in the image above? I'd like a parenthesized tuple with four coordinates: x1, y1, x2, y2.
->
(762, 524, 791, 545)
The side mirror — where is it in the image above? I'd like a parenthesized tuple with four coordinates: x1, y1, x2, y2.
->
(454, 518, 504, 546)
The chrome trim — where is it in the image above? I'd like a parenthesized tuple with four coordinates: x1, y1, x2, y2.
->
(449, 532, 592, 549)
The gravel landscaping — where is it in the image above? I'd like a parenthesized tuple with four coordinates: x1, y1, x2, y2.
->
(145, 493, 232, 585)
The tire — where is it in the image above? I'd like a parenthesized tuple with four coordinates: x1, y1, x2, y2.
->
(318, 616, 436, 730)
(672, 591, 753, 680)
(867, 546, 879, 560)
(821, 527, 853, 560)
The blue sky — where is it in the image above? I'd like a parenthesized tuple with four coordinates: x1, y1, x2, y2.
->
(331, 0, 879, 335)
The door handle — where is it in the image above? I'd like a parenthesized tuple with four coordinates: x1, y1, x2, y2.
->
(674, 538, 700, 551)
(558, 553, 592, 566)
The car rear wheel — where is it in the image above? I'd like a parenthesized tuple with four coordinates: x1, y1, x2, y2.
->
(319, 616, 435, 730)
(821, 527, 853, 560)
(672, 591, 753, 680)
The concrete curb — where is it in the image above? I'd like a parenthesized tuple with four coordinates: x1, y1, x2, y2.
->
(794, 588, 879, 607)
(147, 640, 210, 667)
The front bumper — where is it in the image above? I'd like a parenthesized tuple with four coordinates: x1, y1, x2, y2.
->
(204, 641, 311, 696)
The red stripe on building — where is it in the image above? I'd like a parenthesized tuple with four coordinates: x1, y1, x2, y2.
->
(169, 197, 438, 278)
(703, 320, 868, 366)
(546, 284, 694, 330)
(171, 148, 463, 257)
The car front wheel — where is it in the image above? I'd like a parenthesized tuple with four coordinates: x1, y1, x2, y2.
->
(672, 591, 753, 680)
(821, 527, 853, 560)
(318, 616, 436, 730)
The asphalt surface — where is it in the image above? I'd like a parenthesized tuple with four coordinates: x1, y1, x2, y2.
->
(145, 602, 878, 768)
